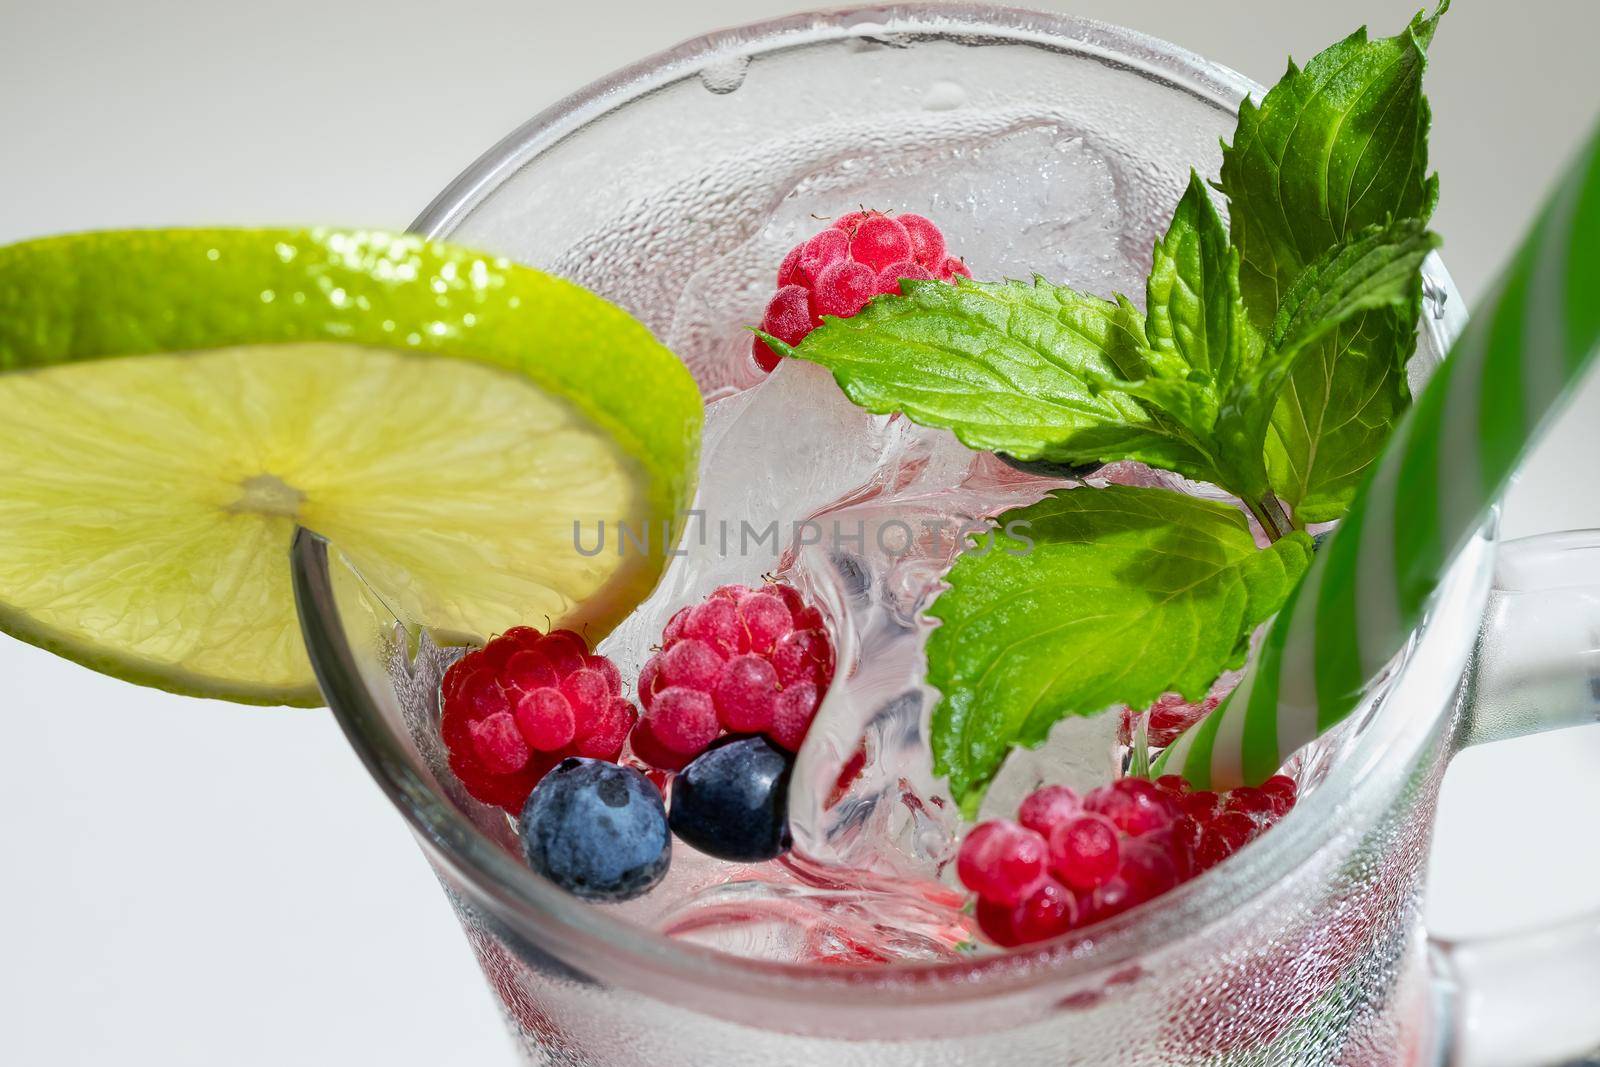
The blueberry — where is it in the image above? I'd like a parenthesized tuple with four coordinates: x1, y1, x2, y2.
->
(520, 758, 670, 901)
(669, 736, 794, 862)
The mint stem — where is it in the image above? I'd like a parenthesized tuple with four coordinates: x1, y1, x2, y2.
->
(1262, 494, 1294, 538)
(1242, 494, 1291, 543)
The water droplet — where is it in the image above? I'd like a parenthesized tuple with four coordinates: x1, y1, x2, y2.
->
(921, 81, 966, 112)
(698, 56, 749, 95)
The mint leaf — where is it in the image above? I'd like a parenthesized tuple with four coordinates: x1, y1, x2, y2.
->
(1257, 218, 1440, 522)
(783, 278, 1220, 479)
(1220, 2, 1447, 520)
(926, 484, 1313, 813)
(1220, 2, 1445, 332)
(1144, 173, 1246, 393)
(1215, 219, 1441, 500)
(1265, 320, 1412, 523)
(1093, 175, 1265, 497)
(1268, 220, 1441, 352)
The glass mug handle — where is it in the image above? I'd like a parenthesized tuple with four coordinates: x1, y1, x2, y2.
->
(1430, 530, 1600, 1067)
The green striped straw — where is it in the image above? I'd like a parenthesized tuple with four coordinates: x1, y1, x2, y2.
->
(1159, 120, 1600, 790)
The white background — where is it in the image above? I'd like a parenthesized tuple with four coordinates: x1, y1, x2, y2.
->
(2, 1, 1599, 1063)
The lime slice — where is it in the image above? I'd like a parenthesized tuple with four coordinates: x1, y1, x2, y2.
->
(0, 229, 701, 706)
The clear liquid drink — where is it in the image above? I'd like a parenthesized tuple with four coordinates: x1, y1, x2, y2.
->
(294, 8, 1600, 1065)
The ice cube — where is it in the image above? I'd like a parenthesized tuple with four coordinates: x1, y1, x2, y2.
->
(553, 106, 1159, 396)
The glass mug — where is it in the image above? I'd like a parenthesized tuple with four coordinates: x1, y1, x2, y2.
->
(291, 7, 1600, 1065)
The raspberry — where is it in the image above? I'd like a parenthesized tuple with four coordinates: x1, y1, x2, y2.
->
(736, 589, 793, 654)
(974, 896, 1022, 948)
(538, 630, 588, 676)
(897, 213, 946, 267)
(505, 650, 559, 692)
(964, 773, 1301, 946)
(629, 581, 836, 768)
(515, 689, 575, 751)
(1259, 775, 1298, 816)
(1083, 778, 1179, 837)
(754, 285, 815, 373)
(1046, 814, 1121, 890)
(461, 668, 511, 719)
(683, 598, 745, 658)
(712, 654, 780, 732)
(1017, 784, 1080, 836)
(848, 215, 914, 272)
(939, 257, 972, 281)
(1261, 774, 1297, 798)
(752, 210, 966, 372)
(661, 606, 692, 646)
(956, 820, 1048, 907)
(771, 628, 834, 688)
(645, 687, 720, 755)
(1195, 812, 1258, 873)
(1208, 811, 1258, 850)
(831, 210, 871, 235)
(1116, 838, 1181, 900)
(770, 681, 819, 751)
(625, 717, 694, 773)
(875, 260, 934, 295)
(637, 658, 661, 710)
(576, 698, 635, 760)
(1163, 817, 1203, 880)
(1222, 786, 1277, 817)
(813, 260, 878, 318)
(468, 712, 531, 775)
(439, 628, 638, 813)
(657, 639, 722, 690)
(977, 878, 1079, 947)
(1119, 674, 1240, 749)
(776, 243, 803, 288)
(1182, 790, 1223, 819)
(799, 228, 849, 280)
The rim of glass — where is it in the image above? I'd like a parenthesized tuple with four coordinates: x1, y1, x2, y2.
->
(408, 2, 1258, 239)
(316, 2, 1474, 1011)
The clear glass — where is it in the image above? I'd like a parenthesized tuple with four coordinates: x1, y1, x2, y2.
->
(292, 6, 1599, 1064)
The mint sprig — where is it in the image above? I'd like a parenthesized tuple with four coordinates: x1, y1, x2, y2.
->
(769, 6, 1449, 806)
